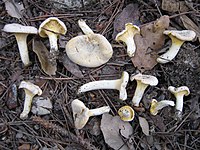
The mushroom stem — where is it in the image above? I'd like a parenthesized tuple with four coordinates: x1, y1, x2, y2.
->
(89, 106, 110, 116)
(126, 37, 136, 57)
(20, 90, 35, 119)
(48, 33, 58, 53)
(157, 36, 184, 63)
(15, 34, 31, 66)
(174, 93, 184, 112)
(132, 81, 148, 107)
(78, 19, 94, 35)
(155, 100, 175, 110)
(78, 79, 122, 92)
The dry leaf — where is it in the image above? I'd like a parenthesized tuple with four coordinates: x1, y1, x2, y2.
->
(161, 0, 189, 13)
(33, 37, 57, 75)
(61, 54, 84, 78)
(112, 3, 140, 38)
(180, 15, 200, 42)
(100, 114, 133, 150)
(132, 15, 170, 72)
(18, 143, 30, 150)
(139, 116, 149, 136)
(3, 0, 24, 19)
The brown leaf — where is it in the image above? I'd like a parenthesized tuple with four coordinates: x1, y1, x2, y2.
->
(33, 37, 57, 75)
(61, 54, 84, 78)
(161, 0, 189, 13)
(100, 114, 133, 150)
(139, 116, 149, 136)
(18, 143, 30, 150)
(180, 15, 200, 42)
(132, 15, 170, 72)
(112, 3, 140, 39)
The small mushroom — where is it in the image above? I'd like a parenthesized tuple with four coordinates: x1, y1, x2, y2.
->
(19, 81, 42, 119)
(157, 30, 196, 63)
(131, 73, 158, 107)
(78, 71, 129, 100)
(118, 105, 135, 121)
(39, 17, 67, 61)
(66, 19, 113, 67)
(71, 99, 110, 129)
(2, 23, 38, 66)
(150, 99, 175, 115)
(168, 86, 190, 119)
(115, 23, 140, 57)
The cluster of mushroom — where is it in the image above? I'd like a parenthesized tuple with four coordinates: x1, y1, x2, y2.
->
(2, 17, 67, 67)
(76, 72, 190, 127)
(115, 23, 196, 63)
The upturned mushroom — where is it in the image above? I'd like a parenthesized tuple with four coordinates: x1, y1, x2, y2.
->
(157, 30, 196, 63)
(2, 23, 38, 66)
(19, 81, 42, 119)
(168, 86, 190, 119)
(150, 99, 175, 115)
(71, 99, 110, 129)
(66, 19, 113, 67)
(118, 105, 135, 121)
(77, 71, 129, 100)
(39, 17, 67, 61)
(131, 73, 158, 107)
(115, 23, 140, 57)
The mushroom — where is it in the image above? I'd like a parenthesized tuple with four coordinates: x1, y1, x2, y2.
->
(130, 73, 158, 107)
(150, 99, 175, 115)
(2, 23, 38, 66)
(157, 30, 196, 63)
(168, 86, 190, 119)
(66, 19, 113, 67)
(19, 81, 42, 119)
(39, 17, 67, 61)
(118, 105, 134, 121)
(71, 99, 110, 129)
(115, 23, 140, 57)
(78, 71, 129, 100)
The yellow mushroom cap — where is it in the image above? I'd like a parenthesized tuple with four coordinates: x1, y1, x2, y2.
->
(118, 105, 135, 121)
(150, 99, 159, 115)
(39, 17, 67, 37)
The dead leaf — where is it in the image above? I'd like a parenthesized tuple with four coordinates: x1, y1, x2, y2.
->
(180, 15, 200, 42)
(61, 54, 84, 78)
(132, 15, 170, 72)
(33, 37, 57, 75)
(3, 0, 24, 19)
(161, 0, 189, 13)
(100, 114, 133, 150)
(139, 116, 149, 136)
(18, 143, 30, 150)
(112, 3, 140, 39)
(151, 115, 166, 132)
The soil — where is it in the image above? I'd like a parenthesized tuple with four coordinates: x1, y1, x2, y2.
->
(0, 0, 200, 150)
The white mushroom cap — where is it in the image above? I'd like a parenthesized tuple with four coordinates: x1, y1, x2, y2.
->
(66, 19, 113, 67)
(163, 30, 196, 41)
(168, 86, 190, 96)
(3, 23, 38, 34)
(39, 17, 67, 37)
(66, 33, 113, 67)
(130, 73, 158, 86)
(19, 81, 42, 96)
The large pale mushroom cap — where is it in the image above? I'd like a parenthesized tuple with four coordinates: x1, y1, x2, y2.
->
(66, 33, 113, 67)
(130, 73, 158, 86)
(3, 23, 38, 34)
(163, 30, 196, 41)
(19, 81, 42, 96)
(168, 86, 190, 96)
(39, 17, 67, 37)
(71, 99, 90, 129)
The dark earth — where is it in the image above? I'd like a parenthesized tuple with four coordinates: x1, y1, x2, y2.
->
(0, 0, 200, 149)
